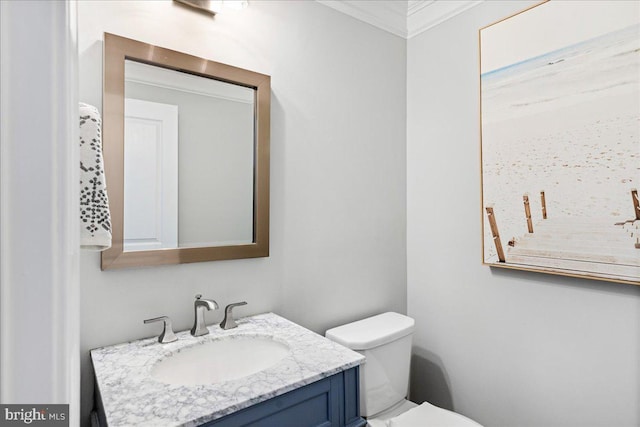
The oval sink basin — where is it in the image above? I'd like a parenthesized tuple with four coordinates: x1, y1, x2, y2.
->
(151, 336, 290, 386)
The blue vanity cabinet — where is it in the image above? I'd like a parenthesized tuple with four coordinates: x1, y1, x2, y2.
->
(203, 367, 365, 427)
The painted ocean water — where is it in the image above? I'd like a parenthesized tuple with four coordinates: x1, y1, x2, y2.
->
(481, 24, 640, 262)
(482, 24, 640, 123)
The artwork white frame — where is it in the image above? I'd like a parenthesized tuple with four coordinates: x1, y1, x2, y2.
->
(479, 0, 640, 285)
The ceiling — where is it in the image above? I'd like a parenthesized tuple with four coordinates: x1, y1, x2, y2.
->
(315, 0, 482, 38)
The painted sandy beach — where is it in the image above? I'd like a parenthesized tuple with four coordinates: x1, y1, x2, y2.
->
(481, 20, 640, 281)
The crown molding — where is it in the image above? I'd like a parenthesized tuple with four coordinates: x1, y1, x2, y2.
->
(407, 0, 436, 16)
(316, 0, 409, 38)
(408, 0, 483, 38)
(316, 0, 483, 39)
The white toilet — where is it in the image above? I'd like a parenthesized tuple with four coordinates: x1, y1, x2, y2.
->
(326, 312, 482, 427)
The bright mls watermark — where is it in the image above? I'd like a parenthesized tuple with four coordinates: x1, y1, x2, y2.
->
(0, 405, 68, 426)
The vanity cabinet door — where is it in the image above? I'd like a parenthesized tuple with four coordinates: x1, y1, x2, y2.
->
(203, 367, 365, 427)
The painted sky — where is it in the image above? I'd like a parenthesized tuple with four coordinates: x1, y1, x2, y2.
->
(480, 0, 640, 74)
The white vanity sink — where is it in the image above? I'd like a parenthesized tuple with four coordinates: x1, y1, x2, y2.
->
(91, 313, 364, 426)
(152, 335, 290, 386)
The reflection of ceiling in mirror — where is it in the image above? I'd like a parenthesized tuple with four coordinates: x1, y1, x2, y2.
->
(125, 60, 254, 105)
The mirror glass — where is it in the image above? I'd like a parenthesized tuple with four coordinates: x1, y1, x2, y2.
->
(123, 60, 255, 251)
(101, 33, 270, 270)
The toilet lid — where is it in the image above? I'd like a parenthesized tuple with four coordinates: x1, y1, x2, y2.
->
(386, 402, 483, 427)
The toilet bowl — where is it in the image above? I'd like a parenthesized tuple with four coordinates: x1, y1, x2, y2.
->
(368, 400, 482, 427)
(325, 312, 482, 427)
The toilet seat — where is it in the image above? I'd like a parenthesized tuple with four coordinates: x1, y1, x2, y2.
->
(367, 401, 482, 427)
(366, 399, 418, 427)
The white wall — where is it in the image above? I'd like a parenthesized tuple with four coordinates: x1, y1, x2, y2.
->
(407, 2, 640, 427)
(78, 1, 406, 425)
(0, 1, 80, 424)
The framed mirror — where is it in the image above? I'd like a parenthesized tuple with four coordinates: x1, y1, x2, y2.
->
(101, 33, 270, 270)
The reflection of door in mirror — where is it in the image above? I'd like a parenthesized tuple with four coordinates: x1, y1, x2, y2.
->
(124, 99, 178, 251)
(124, 60, 255, 251)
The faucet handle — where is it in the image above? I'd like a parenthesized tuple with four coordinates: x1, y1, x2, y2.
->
(220, 301, 247, 330)
(144, 316, 178, 343)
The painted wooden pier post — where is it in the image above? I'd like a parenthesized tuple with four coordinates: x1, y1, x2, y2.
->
(485, 206, 505, 262)
(523, 194, 533, 233)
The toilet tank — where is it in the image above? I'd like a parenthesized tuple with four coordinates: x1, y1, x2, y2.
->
(325, 312, 415, 417)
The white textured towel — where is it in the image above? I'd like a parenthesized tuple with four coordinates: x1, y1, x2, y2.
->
(79, 102, 112, 251)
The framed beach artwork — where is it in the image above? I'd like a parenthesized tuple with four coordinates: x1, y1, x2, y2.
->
(480, 0, 640, 285)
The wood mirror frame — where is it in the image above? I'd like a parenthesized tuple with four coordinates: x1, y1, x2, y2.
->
(101, 33, 270, 270)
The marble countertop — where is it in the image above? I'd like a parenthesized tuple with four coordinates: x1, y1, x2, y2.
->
(91, 313, 364, 427)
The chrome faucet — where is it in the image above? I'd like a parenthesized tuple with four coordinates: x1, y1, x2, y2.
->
(143, 316, 177, 343)
(190, 294, 218, 337)
(220, 301, 247, 330)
